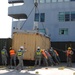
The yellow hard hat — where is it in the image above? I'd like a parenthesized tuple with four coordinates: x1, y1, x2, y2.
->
(68, 47, 71, 50)
(41, 49, 44, 52)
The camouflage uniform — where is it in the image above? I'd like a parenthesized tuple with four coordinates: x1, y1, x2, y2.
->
(35, 48, 42, 66)
(49, 47, 59, 64)
(16, 46, 26, 70)
(1, 48, 8, 66)
(9, 48, 16, 68)
(66, 48, 73, 67)
(45, 51, 55, 66)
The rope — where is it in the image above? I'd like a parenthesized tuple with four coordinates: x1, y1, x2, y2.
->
(35, 4, 50, 48)
(72, 48, 75, 51)
(20, 6, 35, 30)
(53, 47, 65, 52)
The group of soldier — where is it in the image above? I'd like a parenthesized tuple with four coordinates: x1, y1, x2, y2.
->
(0, 46, 74, 70)
(1, 46, 26, 70)
(34, 47, 60, 67)
(35, 46, 74, 67)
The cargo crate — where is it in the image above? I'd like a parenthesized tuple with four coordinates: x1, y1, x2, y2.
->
(12, 32, 51, 60)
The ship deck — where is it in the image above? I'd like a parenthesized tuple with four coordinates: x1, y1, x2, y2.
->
(0, 63, 75, 75)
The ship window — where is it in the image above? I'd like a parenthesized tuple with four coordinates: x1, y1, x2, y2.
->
(58, 12, 65, 21)
(58, 0, 64, 2)
(59, 28, 68, 35)
(52, 0, 57, 2)
(64, 0, 70, 1)
(46, 0, 51, 3)
(58, 12, 70, 22)
(40, 13, 45, 22)
(70, 0, 75, 1)
(34, 0, 38, 3)
(13, 27, 15, 29)
(71, 12, 75, 21)
(40, 0, 45, 3)
(65, 12, 70, 21)
(39, 29, 46, 34)
(34, 13, 39, 22)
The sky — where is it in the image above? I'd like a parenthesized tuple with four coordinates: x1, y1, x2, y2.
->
(0, 0, 12, 38)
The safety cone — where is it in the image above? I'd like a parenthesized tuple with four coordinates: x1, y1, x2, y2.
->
(35, 71, 39, 74)
(58, 66, 65, 70)
(73, 72, 75, 75)
(45, 67, 48, 69)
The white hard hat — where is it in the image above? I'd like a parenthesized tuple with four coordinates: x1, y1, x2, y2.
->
(37, 46, 40, 49)
(20, 46, 24, 49)
(50, 47, 53, 51)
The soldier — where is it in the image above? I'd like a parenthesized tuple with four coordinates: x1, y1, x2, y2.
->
(1, 46, 8, 66)
(9, 47, 16, 69)
(45, 50, 56, 66)
(54, 49, 60, 62)
(16, 46, 26, 70)
(48, 47, 60, 65)
(66, 47, 73, 67)
(41, 49, 48, 66)
(34, 47, 42, 66)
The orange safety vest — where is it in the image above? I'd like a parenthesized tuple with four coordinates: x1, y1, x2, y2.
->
(66, 50, 72, 57)
(41, 51, 48, 59)
(54, 50, 59, 56)
(9, 49, 15, 56)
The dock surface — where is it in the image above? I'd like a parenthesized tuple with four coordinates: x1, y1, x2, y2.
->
(0, 63, 75, 75)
